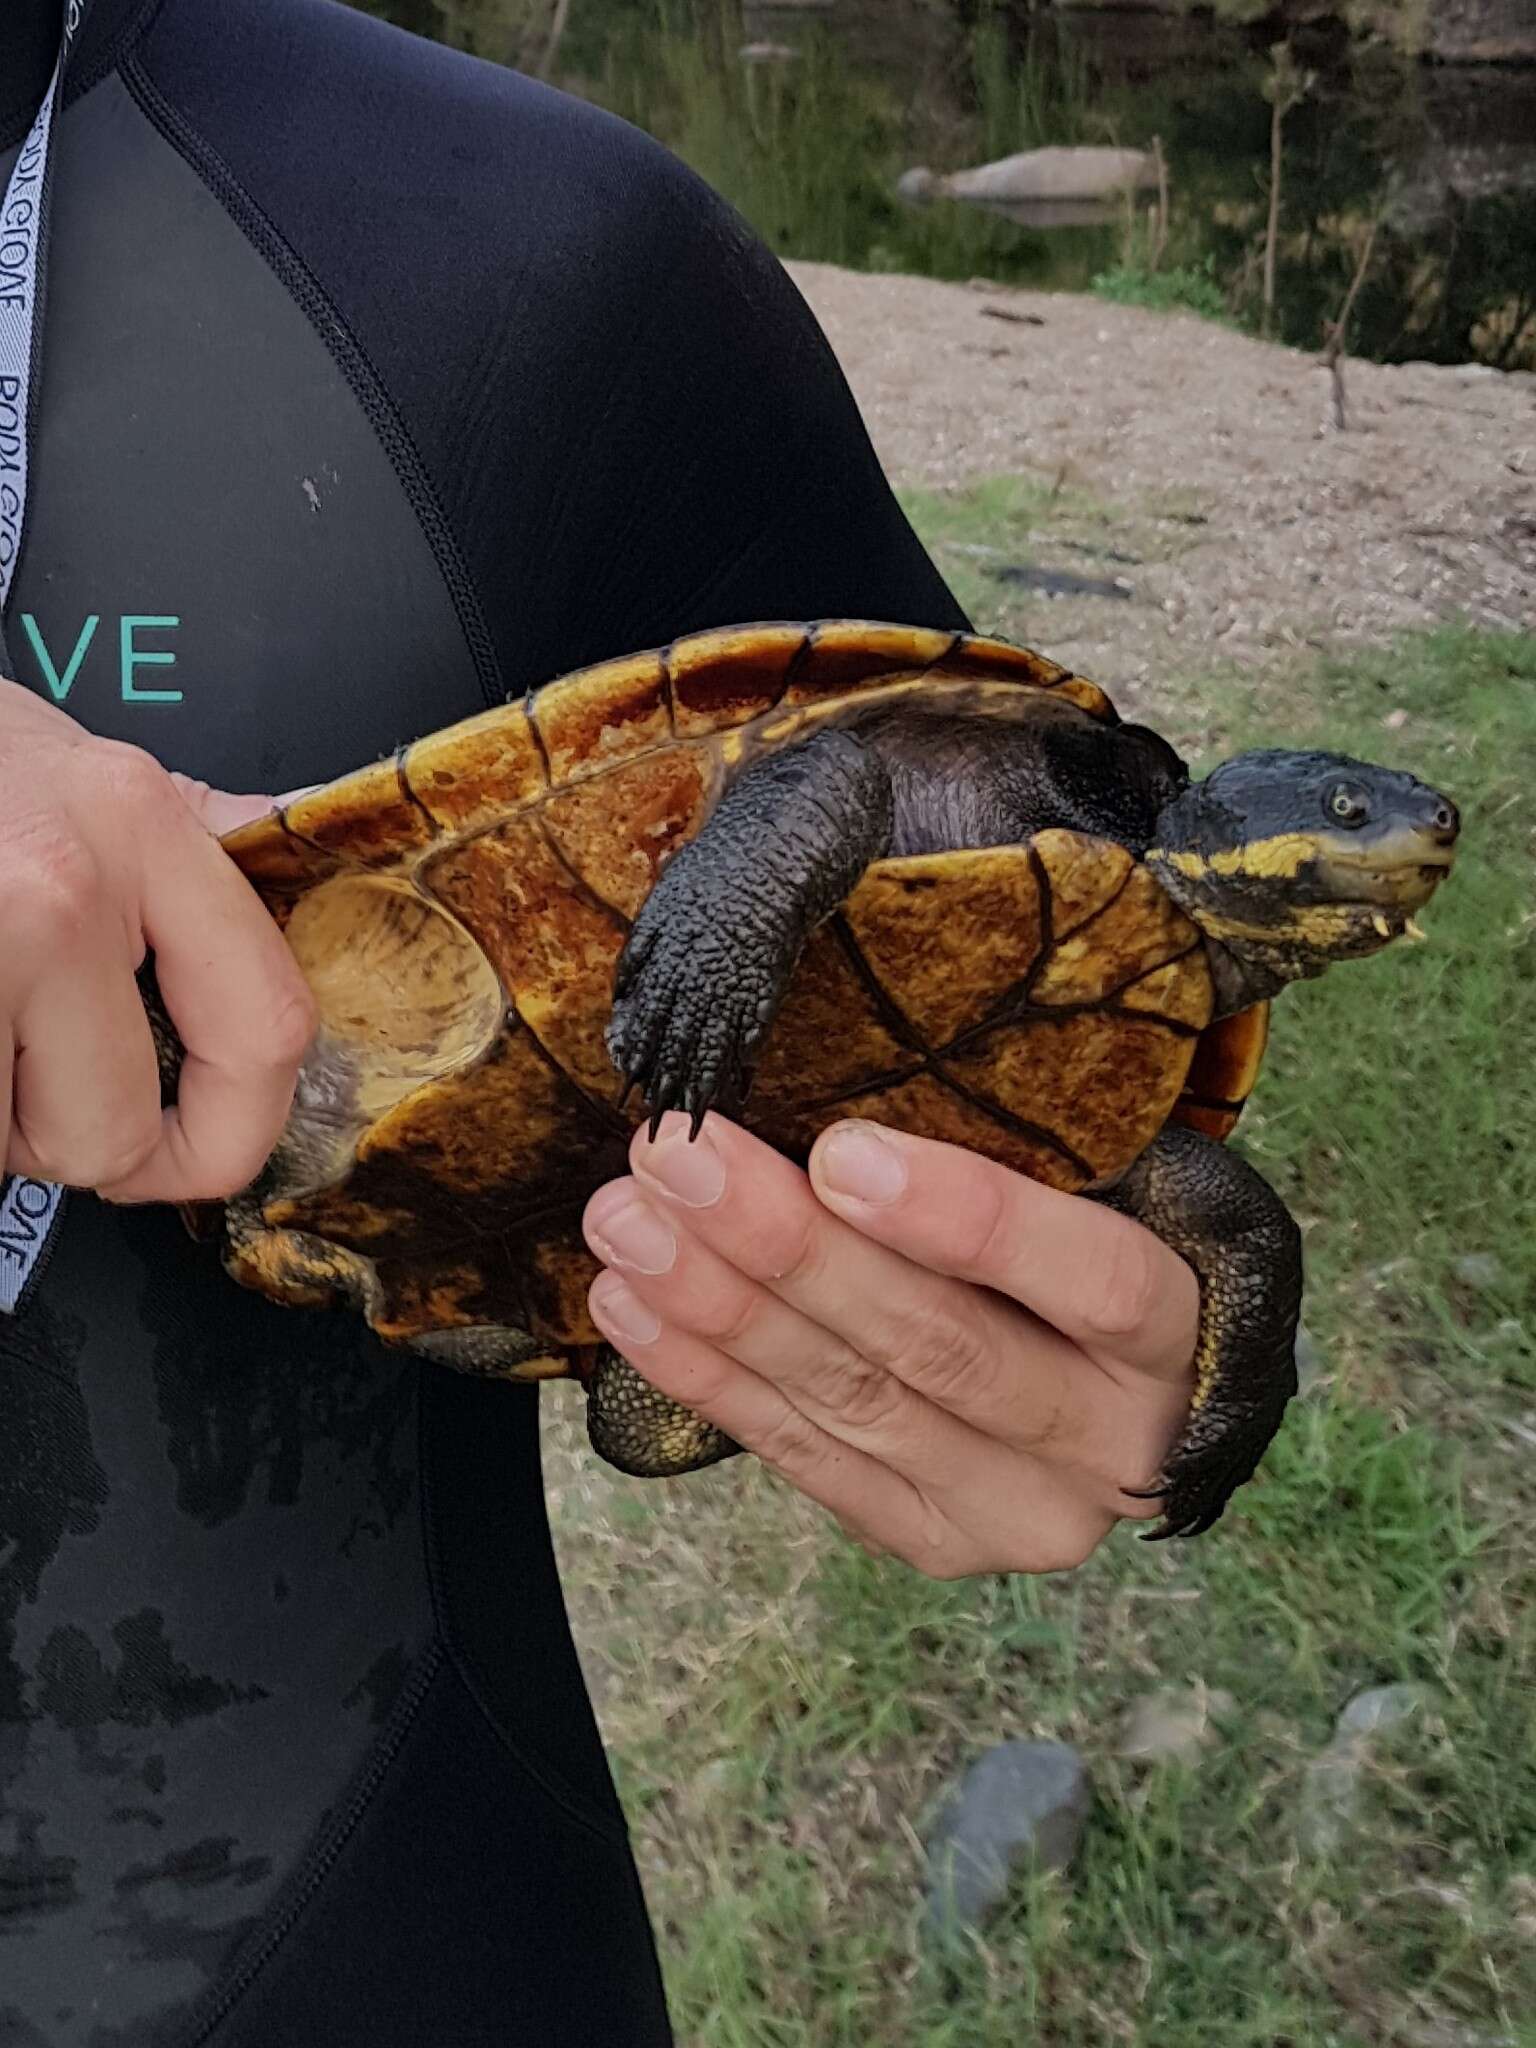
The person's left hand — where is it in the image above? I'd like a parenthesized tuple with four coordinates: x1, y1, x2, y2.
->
(581, 1113, 1200, 1578)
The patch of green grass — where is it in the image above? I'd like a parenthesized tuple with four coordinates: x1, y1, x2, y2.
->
(547, 581, 1535, 2044)
(1092, 258, 1234, 324)
(896, 473, 1144, 640)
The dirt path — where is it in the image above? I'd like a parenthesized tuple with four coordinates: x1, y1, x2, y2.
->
(787, 261, 1536, 688)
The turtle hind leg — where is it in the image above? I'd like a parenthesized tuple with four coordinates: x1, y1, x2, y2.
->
(405, 1325, 568, 1380)
(584, 1345, 740, 1477)
(224, 1204, 562, 1379)
(607, 727, 894, 1135)
(1090, 1125, 1302, 1539)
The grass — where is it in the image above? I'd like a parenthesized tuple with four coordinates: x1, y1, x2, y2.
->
(542, 485, 1536, 2046)
(1092, 259, 1233, 325)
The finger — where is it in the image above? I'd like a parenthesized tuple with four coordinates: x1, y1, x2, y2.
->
(101, 805, 315, 1202)
(8, 946, 163, 1188)
(0, 1022, 12, 1182)
(587, 1270, 1120, 1571)
(584, 1176, 988, 1485)
(809, 1122, 1199, 1384)
(585, 1269, 990, 1574)
(627, 1114, 1153, 1475)
(167, 772, 279, 838)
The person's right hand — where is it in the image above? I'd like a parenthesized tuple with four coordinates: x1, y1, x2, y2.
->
(0, 677, 316, 1204)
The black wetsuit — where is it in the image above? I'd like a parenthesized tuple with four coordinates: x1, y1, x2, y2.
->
(0, 2, 962, 2041)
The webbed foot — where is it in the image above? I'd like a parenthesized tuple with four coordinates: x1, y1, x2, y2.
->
(1091, 1125, 1301, 1539)
(607, 869, 791, 1137)
(606, 726, 894, 1136)
(585, 1345, 739, 1476)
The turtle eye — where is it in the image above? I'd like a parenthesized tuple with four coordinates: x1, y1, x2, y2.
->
(1326, 782, 1370, 828)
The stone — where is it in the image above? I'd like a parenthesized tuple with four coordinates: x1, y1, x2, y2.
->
(922, 1740, 1090, 1942)
(1336, 1683, 1423, 1739)
(933, 146, 1157, 207)
(1361, 1256, 1415, 1292)
(1294, 1321, 1327, 1393)
(1432, 0, 1536, 64)
(1117, 1683, 1232, 1764)
(1452, 1252, 1505, 1293)
(895, 166, 940, 205)
(1300, 1683, 1425, 1853)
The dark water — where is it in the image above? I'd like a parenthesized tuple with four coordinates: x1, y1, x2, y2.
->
(551, 0, 1536, 371)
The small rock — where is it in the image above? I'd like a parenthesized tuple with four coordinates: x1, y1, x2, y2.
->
(1361, 1255, 1415, 1292)
(896, 166, 939, 205)
(1294, 1321, 1327, 1392)
(1384, 707, 1410, 730)
(1117, 1683, 1232, 1764)
(1453, 1253, 1505, 1294)
(1300, 1683, 1425, 1853)
(679, 1756, 736, 1821)
(922, 1740, 1090, 1942)
(1335, 1683, 1423, 1739)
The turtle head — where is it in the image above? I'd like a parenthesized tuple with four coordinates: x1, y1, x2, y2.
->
(1146, 749, 1460, 1014)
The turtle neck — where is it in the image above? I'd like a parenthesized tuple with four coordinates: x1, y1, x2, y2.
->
(0, 0, 161, 148)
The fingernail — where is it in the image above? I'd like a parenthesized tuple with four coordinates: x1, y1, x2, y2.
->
(589, 1271, 661, 1347)
(585, 1193, 677, 1275)
(636, 1114, 726, 1208)
(817, 1121, 907, 1205)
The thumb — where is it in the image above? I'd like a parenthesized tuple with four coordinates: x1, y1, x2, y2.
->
(167, 771, 279, 838)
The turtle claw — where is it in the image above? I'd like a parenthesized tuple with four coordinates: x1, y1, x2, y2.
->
(607, 864, 792, 1140)
(1135, 1404, 1282, 1541)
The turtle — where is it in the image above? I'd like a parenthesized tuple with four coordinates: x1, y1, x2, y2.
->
(147, 619, 1459, 1538)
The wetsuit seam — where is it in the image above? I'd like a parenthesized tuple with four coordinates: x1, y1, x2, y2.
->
(417, 1386, 633, 1855)
(116, 51, 508, 717)
(173, 1637, 448, 2048)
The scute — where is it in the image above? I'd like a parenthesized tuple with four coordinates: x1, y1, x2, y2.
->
(404, 697, 548, 835)
(423, 821, 628, 1108)
(286, 754, 438, 868)
(838, 849, 1049, 1048)
(1172, 1002, 1270, 1141)
(541, 747, 716, 919)
(531, 647, 671, 783)
(669, 623, 808, 738)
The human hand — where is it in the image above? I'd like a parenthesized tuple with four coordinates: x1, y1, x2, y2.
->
(0, 678, 315, 1203)
(582, 1113, 1200, 1577)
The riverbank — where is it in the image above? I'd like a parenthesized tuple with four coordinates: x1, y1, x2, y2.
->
(787, 261, 1535, 700)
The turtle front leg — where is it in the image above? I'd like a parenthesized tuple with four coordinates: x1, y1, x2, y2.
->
(607, 727, 894, 1132)
(1089, 1125, 1302, 1539)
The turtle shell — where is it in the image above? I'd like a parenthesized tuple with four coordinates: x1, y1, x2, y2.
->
(215, 621, 1268, 1372)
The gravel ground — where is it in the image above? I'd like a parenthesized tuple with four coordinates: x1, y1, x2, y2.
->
(787, 261, 1536, 686)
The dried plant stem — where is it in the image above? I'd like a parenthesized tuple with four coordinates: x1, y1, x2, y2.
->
(1322, 219, 1380, 432)
(538, 0, 571, 79)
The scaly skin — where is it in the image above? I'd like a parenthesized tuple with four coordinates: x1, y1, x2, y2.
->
(1090, 1125, 1302, 1539)
(607, 727, 893, 1135)
(585, 1345, 738, 1476)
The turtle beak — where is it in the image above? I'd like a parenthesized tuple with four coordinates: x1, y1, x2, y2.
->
(1318, 784, 1460, 912)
